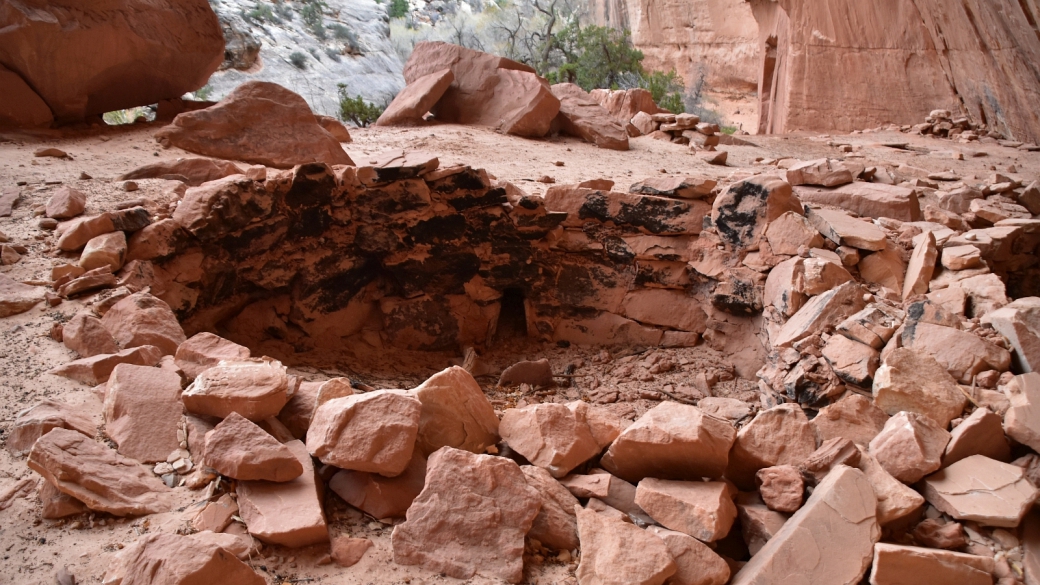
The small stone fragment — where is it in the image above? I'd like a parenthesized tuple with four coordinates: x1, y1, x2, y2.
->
(870, 543, 994, 585)
(756, 465, 805, 513)
(498, 358, 555, 387)
(331, 537, 373, 568)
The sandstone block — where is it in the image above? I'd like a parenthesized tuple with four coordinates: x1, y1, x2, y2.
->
(329, 451, 427, 520)
(765, 211, 824, 255)
(1004, 373, 1040, 452)
(629, 176, 716, 200)
(118, 157, 244, 186)
(711, 175, 802, 250)
(837, 304, 903, 349)
(943, 407, 1010, 467)
(797, 183, 921, 221)
(552, 83, 630, 150)
(103, 364, 183, 463)
(901, 321, 1011, 384)
(6, 400, 96, 457)
(635, 478, 737, 542)
(181, 358, 290, 421)
(499, 402, 600, 478)
(870, 543, 994, 585)
(306, 390, 421, 476)
(982, 297, 1040, 373)
(62, 313, 119, 358)
(174, 332, 250, 380)
(46, 187, 86, 220)
(39, 480, 87, 519)
(806, 207, 888, 251)
(376, 68, 455, 126)
(872, 347, 968, 428)
(117, 533, 264, 585)
(735, 492, 790, 556)
(727, 403, 817, 489)
(521, 465, 580, 551)
(80, 231, 127, 273)
(855, 448, 925, 526)
(903, 231, 937, 300)
(236, 440, 327, 547)
(646, 526, 731, 585)
(822, 334, 880, 387)
(410, 366, 499, 456)
(49, 345, 163, 386)
(774, 281, 867, 348)
(868, 412, 951, 484)
(812, 393, 890, 447)
(942, 244, 983, 270)
(786, 158, 854, 187)
(756, 465, 805, 513)
(204, 412, 302, 482)
(0, 273, 46, 317)
(923, 454, 1039, 527)
(574, 506, 677, 585)
(100, 292, 186, 356)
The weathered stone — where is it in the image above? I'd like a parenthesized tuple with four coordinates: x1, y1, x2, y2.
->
(901, 321, 1011, 384)
(869, 412, 951, 484)
(306, 390, 421, 476)
(629, 176, 716, 200)
(574, 506, 677, 585)
(859, 243, 907, 292)
(100, 292, 186, 356)
(855, 447, 925, 526)
(376, 68, 455, 126)
(646, 526, 730, 585)
(329, 451, 427, 520)
(711, 175, 802, 249)
(6, 400, 96, 457)
(174, 332, 250, 380)
(330, 536, 373, 568)
(0, 273, 46, 317)
(727, 403, 818, 489)
(909, 517, 967, 549)
(170, 174, 272, 242)
(620, 288, 709, 333)
(801, 257, 854, 295)
(600, 402, 735, 483)
(903, 231, 937, 300)
(498, 358, 555, 387)
(872, 348, 968, 428)
(812, 393, 890, 447)
(79, 231, 127, 273)
(410, 366, 500, 456)
(634, 478, 736, 542)
(552, 83, 630, 150)
(735, 492, 789, 556)
(982, 297, 1040, 373)
(837, 305, 904, 350)
(117, 533, 264, 585)
(756, 465, 805, 513)
(46, 187, 86, 220)
(1004, 373, 1040, 452)
(0, 64, 52, 128)
(870, 543, 995, 585)
(943, 407, 1009, 466)
(923, 454, 1040, 527)
(182, 358, 290, 421)
(39, 480, 87, 519)
(391, 447, 541, 583)
(155, 81, 353, 168)
(118, 157, 244, 186)
(62, 313, 119, 358)
(765, 211, 825, 255)
(192, 493, 237, 532)
(800, 437, 861, 483)
(797, 183, 921, 221)
(774, 281, 867, 348)
(942, 245, 983, 270)
(500, 402, 600, 478)
(204, 412, 302, 482)
(763, 257, 808, 317)
(786, 158, 854, 187)
(521, 465, 580, 551)
(559, 472, 650, 524)
(806, 207, 888, 251)
(954, 273, 1009, 318)
(729, 466, 879, 585)
(822, 334, 880, 387)
(49, 345, 163, 386)
(236, 440, 327, 547)
(103, 364, 182, 463)
(27, 428, 171, 516)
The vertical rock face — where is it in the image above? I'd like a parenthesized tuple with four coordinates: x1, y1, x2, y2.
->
(0, 0, 224, 123)
(749, 0, 1040, 142)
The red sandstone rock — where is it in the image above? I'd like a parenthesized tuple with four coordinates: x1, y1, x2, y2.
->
(872, 348, 968, 428)
(635, 478, 737, 542)
(315, 115, 351, 142)
(181, 358, 290, 421)
(711, 175, 802, 249)
(0, 273, 46, 317)
(910, 517, 968, 549)
(870, 543, 994, 585)
(806, 208, 888, 251)
(170, 174, 271, 242)
(735, 492, 789, 556)
(811, 394, 890, 447)
(774, 281, 867, 348)
(100, 292, 185, 356)
(942, 407, 1010, 466)
(903, 231, 937, 300)
(6, 400, 96, 457)
(765, 211, 824, 255)
(499, 402, 600, 478)
(729, 466, 879, 585)
(409, 366, 499, 456)
(154, 82, 353, 168)
(330, 537, 372, 568)
(923, 454, 1039, 527)
(103, 364, 183, 463)
(376, 68, 455, 126)
(391, 447, 541, 583)
(174, 332, 250, 380)
(204, 412, 302, 482)
(328, 451, 427, 520)
(628, 176, 716, 200)
(901, 322, 1011, 385)
(521, 465, 580, 551)
(1004, 373, 1040, 452)
(62, 313, 119, 358)
(80, 231, 127, 273)
(797, 183, 921, 222)
(574, 506, 677, 585)
(837, 305, 903, 350)
(49, 345, 163, 386)
(620, 288, 709, 333)
(600, 402, 735, 483)
(27, 428, 172, 516)
(551, 83, 630, 150)
(0, 0, 224, 123)
(821, 334, 880, 387)
(39, 480, 86, 519)
(559, 471, 651, 524)
(646, 526, 731, 585)
(727, 403, 817, 489)
(306, 390, 421, 476)
(118, 158, 245, 187)
(590, 87, 666, 123)
(46, 187, 86, 220)
(869, 411, 951, 484)
(756, 465, 805, 513)
(236, 440, 327, 547)
(785, 158, 854, 187)
(117, 533, 263, 585)
(0, 64, 52, 128)
(498, 358, 555, 387)
(192, 493, 237, 532)
(982, 298, 1040, 373)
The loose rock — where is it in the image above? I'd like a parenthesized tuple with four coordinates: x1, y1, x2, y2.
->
(103, 364, 183, 463)
(236, 440, 328, 547)
(868, 411, 951, 484)
(181, 358, 290, 421)
(923, 454, 1039, 527)
(306, 390, 421, 476)
(204, 412, 303, 482)
(500, 402, 600, 478)
(574, 506, 677, 585)
(410, 366, 500, 456)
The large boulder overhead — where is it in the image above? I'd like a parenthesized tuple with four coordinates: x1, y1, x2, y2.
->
(0, 0, 223, 123)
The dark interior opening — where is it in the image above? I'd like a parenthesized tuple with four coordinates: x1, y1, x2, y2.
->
(495, 288, 528, 341)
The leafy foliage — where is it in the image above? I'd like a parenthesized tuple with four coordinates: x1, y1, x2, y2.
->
(388, 0, 410, 19)
(330, 23, 361, 54)
(337, 84, 385, 127)
(289, 51, 308, 69)
(640, 69, 685, 114)
(242, 3, 280, 25)
(547, 25, 643, 91)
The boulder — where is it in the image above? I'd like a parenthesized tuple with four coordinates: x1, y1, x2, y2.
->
(1004, 373, 1040, 452)
(391, 447, 541, 583)
(591, 87, 666, 123)
(763, 257, 808, 317)
(943, 407, 1010, 466)
(551, 83, 630, 150)
(727, 403, 818, 489)
(730, 466, 878, 584)
(635, 479, 737, 542)
(6, 399, 96, 457)
(498, 359, 555, 387)
(822, 331, 880, 387)
(0, 64, 52, 127)
(855, 448, 925, 526)
(39, 480, 87, 519)
(100, 292, 186, 356)
(568, 401, 623, 448)
(812, 393, 890, 447)
(315, 115, 351, 142)
(954, 273, 1009, 318)
(410, 366, 499, 456)
(58, 208, 151, 251)
(869, 543, 994, 585)
(807, 207, 888, 252)
(765, 211, 825, 255)
(711, 175, 802, 249)
(941, 244, 982, 270)
(49, 345, 163, 386)
(521, 465, 580, 551)
(80, 231, 127, 273)
(306, 390, 421, 476)
(103, 364, 183, 463)
(574, 506, 677, 585)
(119, 158, 245, 187)
(174, 332, 250, 380)
(328, 451, 426, 520)
(903, 231, 937, 300)
(872, 348, 968, 428)
(46, 187, 86, 220)
(181, 358, 290, 421)
(796, 183, 921, 221)
(982, 297, 1040, 373)
(154, 81, 353, 168)
(117, 533, 264, 585)
(192, 493, 237, 532)
(773, 281, 867, 348)
(0, 273, 46, 317)
(923, 454, 1040, 527)
(629, 176, 716, 200)
(204, 412, 303, 482)
(646, 526, 731, 585)
(376, 68, 455, 126)
(62, 313, 119, 358)
(600, 402, 736, 483)
(0, 0, 223, 122)
(756, 465, 806, 513)
(800, 437, 861, 482)
(631, 110, 656, 135)
(559, 472, 651, 525)
(869, 412, 951, 484)
(236, 440, 327, 547)
(785, 158, 855, 187)
(27, 428, 171, 516)
(901, 321, 1011, 384)
(499, 402, 600, 478)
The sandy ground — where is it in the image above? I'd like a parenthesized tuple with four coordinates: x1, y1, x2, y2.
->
(0, 119, 1038, 585)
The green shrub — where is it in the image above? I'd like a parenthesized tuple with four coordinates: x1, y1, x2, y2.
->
(289, 51, 308, 69)
(388, 0, 409, 18)
(329, 23, 360, 53)
(274, 2, 293, 20)
(640, 69, 685, 114)
(337, 85, 384, 127)
(300, 0, 328, 39)
(547, 25, 643, 92)
(190, 84, 213, 101)
(325, 47, 342, 62)
(242, 3, 279, 24)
